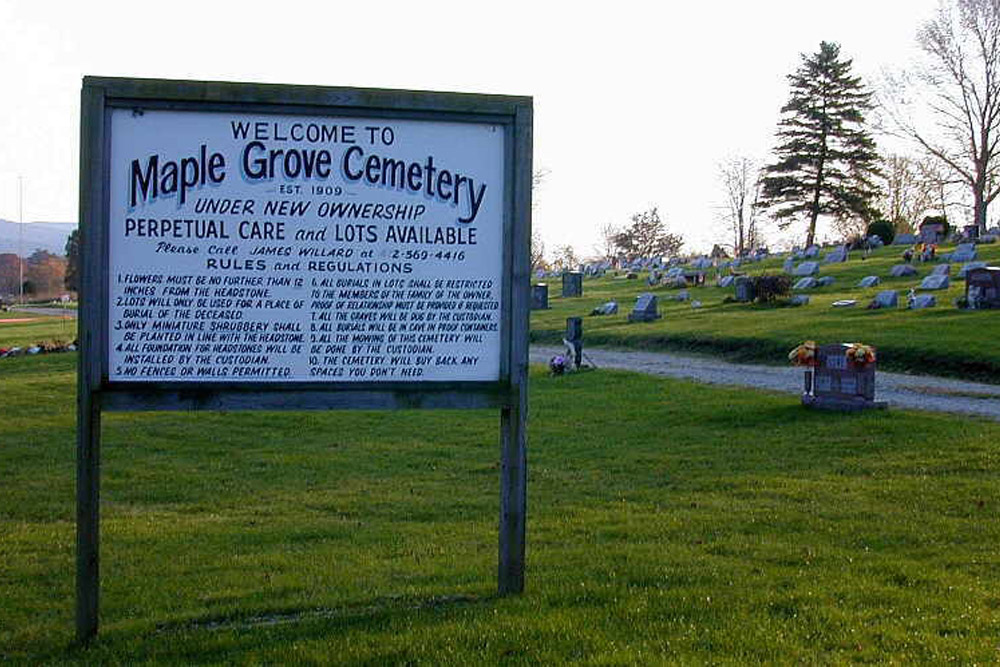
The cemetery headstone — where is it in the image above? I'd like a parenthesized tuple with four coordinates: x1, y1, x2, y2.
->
(893, 232, 918, 245)
(909, 294, 936, 309)
(965, 267, 1000, 309)
(872, 290, 898, 309)
(823, 246, 849, 263)
(959, 261, 987, 279)
(562, 272, 583, 298)
(734, 276, 755, 302)
(890, 264, 918, 277)
(783, 257, 795, 273)
(802, 343, 886, 411)
(793, 277, 818, 290)
(950, 243, 977, 263)
(628, 293, 661, 322)
(591, 301, 619, 316)
(793, 261, 819, 276)
(918, 274, 949, 290)
(717, 275, 735, 288)
(675, 289, 690, 302)
(816, 276, 836, 287)
(857, 276, 880, 288)
(931, 264, 951, 276)
(531, 284, 549, 310)
(831, 299, 857, 308)
(789, 295, 810, 306)
(804, 245, 820, 258)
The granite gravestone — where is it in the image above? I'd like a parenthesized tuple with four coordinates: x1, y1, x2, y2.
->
(562, 272, 583, 298)
(789, 295, 810, 306)
(824, 246, 848, 263)
(717, 275, 735, 288)
(816, 276, 836, 287)
(965, 267, 1000, 309)
(804, 245, 820, 258)
(959, 261, 987, 279)
(628, 293, 661, 322)
(918, 274, 949, 290)
(734, 276, 756, 302)
(931, 264, 951, 276)
(590, 301, 618, 316)
(793, 277, 818, 290)
(950, 243, 977, 263)
(531, 284, 549, 310)
(794, 261, 820, 276)
(872, 290, 898, 308)
(890, 264, 918, 277)
(909, 294, 936, 309)
(857, 276, 880, 288)
(893, 232, 917, 245)
(802, 343, 886, 412)
(783, 257, 795, 273)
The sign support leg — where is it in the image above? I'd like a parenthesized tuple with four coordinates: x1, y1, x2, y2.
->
(76, 389, 101, 643)
(498, 390, 527, 595)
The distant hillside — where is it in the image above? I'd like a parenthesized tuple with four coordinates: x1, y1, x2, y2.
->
(0, 220, 77, 256)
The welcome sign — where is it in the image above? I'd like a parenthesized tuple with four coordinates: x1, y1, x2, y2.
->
(77, 77, 532, 642)
(109, 108, 506, 383)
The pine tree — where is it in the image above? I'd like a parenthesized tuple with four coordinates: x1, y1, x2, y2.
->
(760, 42, 881, 247)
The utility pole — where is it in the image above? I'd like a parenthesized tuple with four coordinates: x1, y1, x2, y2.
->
(18, 175, 24, 304)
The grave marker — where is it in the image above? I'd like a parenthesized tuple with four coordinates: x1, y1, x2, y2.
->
(627, 293, 661, 322)
(562, 272, 583, 298)
(531, 284, 549, 310)
(802, 343, 886, 411)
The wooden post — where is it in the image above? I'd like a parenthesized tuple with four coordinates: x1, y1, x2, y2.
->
(76, 389, 101, 643)
(498, 393, 527, 594)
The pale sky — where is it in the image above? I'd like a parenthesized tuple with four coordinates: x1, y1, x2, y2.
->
(0, 0, 941, 256)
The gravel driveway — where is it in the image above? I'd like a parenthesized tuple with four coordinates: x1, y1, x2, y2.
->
(530, 345, 1000, 421)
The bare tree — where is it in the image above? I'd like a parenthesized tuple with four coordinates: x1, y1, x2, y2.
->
(718, 156, 763, 256)
(883, 0, 1000, 232)
(530, 229, 547, 274)
(877, 154, 951, 232)
(593, 222, 620, 265)
(550, 244, 579, 272)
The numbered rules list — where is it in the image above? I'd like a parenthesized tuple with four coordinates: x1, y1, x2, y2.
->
(108, 110, 505, 382)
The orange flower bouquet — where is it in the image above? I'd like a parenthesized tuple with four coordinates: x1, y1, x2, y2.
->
(788, 340, 818, 367)
(845, 343, 876, 368)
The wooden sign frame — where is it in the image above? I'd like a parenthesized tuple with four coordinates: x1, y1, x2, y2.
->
(77, 76, 531, 642)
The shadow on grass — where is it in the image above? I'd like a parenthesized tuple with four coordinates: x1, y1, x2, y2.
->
(60, 592, 494, 664)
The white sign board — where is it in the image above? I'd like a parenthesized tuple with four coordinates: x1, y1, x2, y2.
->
(107, 110, 505, 382)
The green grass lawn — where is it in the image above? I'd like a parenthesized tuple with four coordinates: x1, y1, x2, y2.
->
(532, 241, 1000, 381)
(3, 354, 1000, 663)
(0, 311, 76, 349)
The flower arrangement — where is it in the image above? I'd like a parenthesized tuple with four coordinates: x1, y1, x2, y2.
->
(549, 354, 568, 376)
(788, 340, 818, 367)
(845, 343, 876, 368)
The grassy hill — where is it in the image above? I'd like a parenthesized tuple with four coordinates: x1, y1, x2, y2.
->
(3, 354, 1000, 662)
(531, 241, 1000, 382)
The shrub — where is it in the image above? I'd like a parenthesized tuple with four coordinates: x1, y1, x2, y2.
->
(866, 220, 895, 245)
(752, 275, 791, 303)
